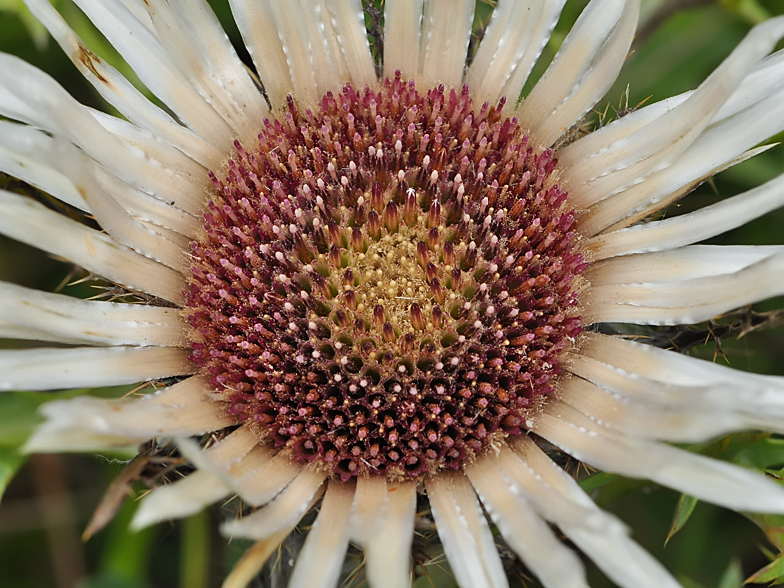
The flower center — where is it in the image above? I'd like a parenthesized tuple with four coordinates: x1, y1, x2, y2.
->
(185, 73, 586, 481)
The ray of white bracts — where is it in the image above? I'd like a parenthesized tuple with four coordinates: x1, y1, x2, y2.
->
(418, 0, 475, 89)
(574, 332, 784, 419)
(426, 471, 509, 588)
(23, 376, 237, 451)
(527, 333, 784, 514)
(349, 477, 417, 588)
(557, 48, 784, 178)
(0, 346, 192, 392)
(0, 281, 186, 347)
(562, 17, 784, 213)
(67, 0, 235, 147)
(0, 121, 201, 242)
(583, 249, 784, 325)
(507, 438, 682, 588)
(0, 55, 208, 216)
(22, 0, 222, 168)
(383, 0, 424, 79)
(0, 190, 185, 303)
(131, 426, 260, 530)
(534, 401, 784, 513)
(517, 0, 640, 148)
(466, 0, 567, 107)
(581, 82, 784, 236)
(587, 174, 784, 260)
(467, 440, 683, 588)
(228, 0, 374, 108)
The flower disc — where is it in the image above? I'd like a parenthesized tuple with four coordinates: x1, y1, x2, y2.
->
(186, 74, 586, 481)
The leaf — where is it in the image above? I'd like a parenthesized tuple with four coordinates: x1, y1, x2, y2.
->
(719, 560, 745, 588)
(665, 493, 699, 545)
(0, 446, 26, 501)
(724, 437, 784, 470)
(719, 0, 772, 25)
(678, 576, 707, 588)
(743, 512, 784, 551)
(578, 471, 617, 493)
(745, 553, 784, 584)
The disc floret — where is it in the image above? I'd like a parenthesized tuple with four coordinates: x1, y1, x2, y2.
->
(185, 73, 586, 481)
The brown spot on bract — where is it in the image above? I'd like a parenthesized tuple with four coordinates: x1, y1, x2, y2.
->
(78, 45, 109, 84)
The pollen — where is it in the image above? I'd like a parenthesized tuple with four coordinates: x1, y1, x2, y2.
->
(185, 73, 586, 481)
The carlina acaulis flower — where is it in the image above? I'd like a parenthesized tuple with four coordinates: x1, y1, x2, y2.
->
(3, 0, 784, 587)
(187, 76, 585, 481)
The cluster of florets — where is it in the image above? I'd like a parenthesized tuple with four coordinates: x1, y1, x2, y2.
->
(185, 73, 586, 481)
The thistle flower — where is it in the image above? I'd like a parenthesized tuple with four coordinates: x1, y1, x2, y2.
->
(2, 0, 784, 587)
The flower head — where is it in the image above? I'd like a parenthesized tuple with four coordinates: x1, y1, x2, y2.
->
(2, 0, 784, 587)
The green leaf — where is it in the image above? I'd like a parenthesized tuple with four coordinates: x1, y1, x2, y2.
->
(666, 494, 699, 545)
(0, 446, 26, 501)
(678, 577, 707, 588)
(724, 436, 784, 469)
(745, 553, 784, 584)
(743, 512, 784, 551)
(180, 511, 210, 588)
(578, 471, 617, 493)
(719, 0, 772, 25)
(719, 560, 745, 588)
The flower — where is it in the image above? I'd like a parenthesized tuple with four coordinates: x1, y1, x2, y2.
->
(2, 0, 784, 586)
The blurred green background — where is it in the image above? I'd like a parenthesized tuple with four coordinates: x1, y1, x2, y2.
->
(1, 0, 784, 587)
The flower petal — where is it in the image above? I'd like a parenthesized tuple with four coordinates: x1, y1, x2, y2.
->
(24, 376, 235, 451)
(517, 0, 640, 147)
(164, 0, 269, 124)
(426, 472, 508, 588)
(323, 0, 377, 88)
(23, 0, 221, 167)
(559, 48, 784, 171)
(533, 401, 784, 513)
(507, 439, 682, 588)
(586, 245, 784, 285)
(418, 0, 475, 88)
(583, 251, 784, 325)
(221, 468, 326, 540)
(602, 147, 783, 252)
(227, 0, 293, 108)
(0, 55, 205, 213)
(176, 436, 304, 507)
(362, 481, 417, 588)
(0, 190, 186, 303)
(564, 16, 784, 209)
(0, 281, 186, 347)
(288, 480, 355, 588)
(133, 470, 229, 530)
(571, 333, 784, 417)
(559, 373, 784, 442)
(583, 89, 784, 237)
(264, 0, 321, 105)
(467, 0, 567, 106)
(70, 152, 186, 271)
(70, 0, 235, 147)
(383, 0, 424, 79)
(0, 346, 192, 392)
(132, 426, 260, 530)
(144, 2, 258, 137)
(349, 475, 388, 543)
(0, 121, 88, 212)
(466, 457, 590, 588)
